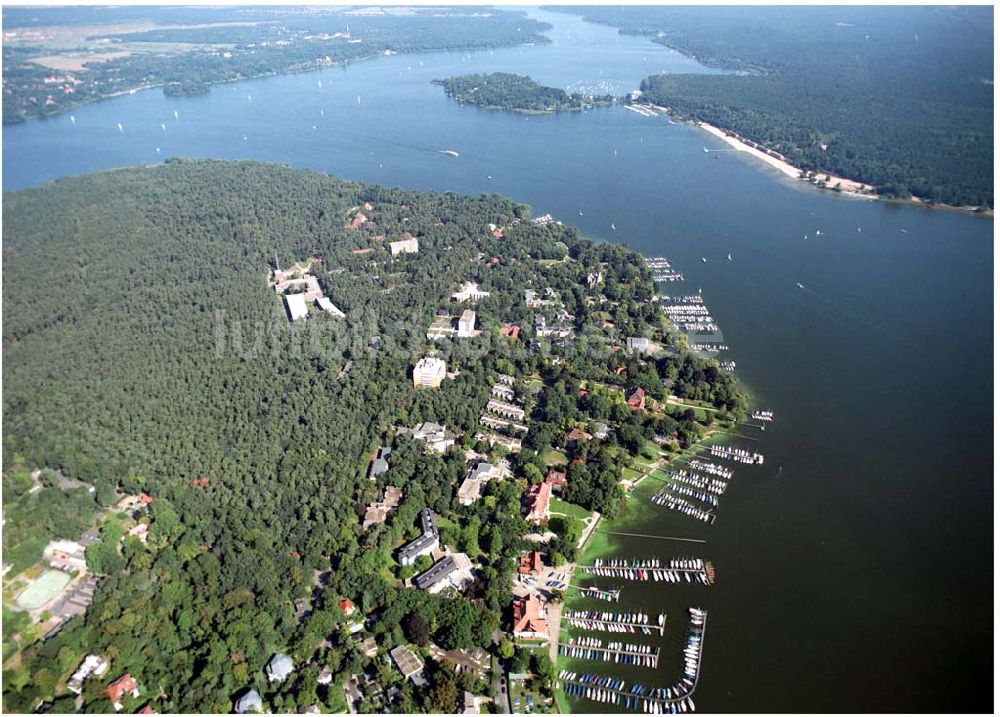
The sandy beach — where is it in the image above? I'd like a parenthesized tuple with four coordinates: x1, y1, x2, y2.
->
(697, 121, 878, 199)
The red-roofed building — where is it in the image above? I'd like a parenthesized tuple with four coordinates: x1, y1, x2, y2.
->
(614, 366, 626, 376)
(107, 675, 140, 711)
(566, 427, 593, 443)
(518, 550, 544, 575)
(524, 483, 552, 524)
(544, 470, 566, 492)
(627, 387, 647, 411)
(352, 248, 374, 255)
(348, 211, 367, 230)
(491, 229, 504, 239)
(137, 706, 157, 714)
(139, 493, 153, 506)
(499, 324, 521, 339)
(339, 599, 356, 616)
(512, 595, 548, 639)
(578, 388, 589, 397)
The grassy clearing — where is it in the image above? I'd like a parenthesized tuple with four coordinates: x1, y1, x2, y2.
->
(548, 498, 589, 522)
(542, 449, 568, 466)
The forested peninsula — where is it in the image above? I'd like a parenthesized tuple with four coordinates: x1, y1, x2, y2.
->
(554, 5, 993, 209)
(2, 159, 743, 713)
(434, 73, 615, 114)
(1, 6, 552, 124)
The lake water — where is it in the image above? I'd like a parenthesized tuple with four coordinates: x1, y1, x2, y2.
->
(2, 8, 993, 712)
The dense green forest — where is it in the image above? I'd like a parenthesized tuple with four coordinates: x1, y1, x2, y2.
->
(2, 160, 742, 712)
(555, 6, 993, 208)
(434, 72, 614, 113)
(2, 7, 551, 124)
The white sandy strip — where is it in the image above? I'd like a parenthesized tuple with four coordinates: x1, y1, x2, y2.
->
(698, 122, 802, 179)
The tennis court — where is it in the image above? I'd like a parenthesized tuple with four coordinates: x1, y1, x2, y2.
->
(15, 569, 71, 610)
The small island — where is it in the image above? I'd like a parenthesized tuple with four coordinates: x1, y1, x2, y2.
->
(434, 72, 615, 114)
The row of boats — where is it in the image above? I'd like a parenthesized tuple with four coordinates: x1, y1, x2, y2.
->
(687, 459, 733, 479)
(584, 565, 713, 585)
(564, 610, 666, 635)
(720, 360, 736, 372)
(558, 673, 697, 714)
(559, 639, 660, 668)
(651, 491, 717, 525)
(750, 410, 774, 422)
(578, 586, 620, 602)
(646, 256, 685, 283)
(668, 483, 719, 507)
(708, 444, 764, 465)
(688, 342, 729, 352)
(666, 469, 728, 496)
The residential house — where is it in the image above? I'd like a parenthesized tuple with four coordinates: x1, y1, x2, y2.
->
(125, 523, 148, 544)
(518, 550, 544, 576)
(362, 485, 402, 530)
(339, 599, 356, 617)
(474, 432, 521, 453)
(626, 337, 651, 355)
(234, 688, 263, 714)
(266, 653, 295, 682)
(368, 447, 392, 481)
(566, 427, 593, 443)
(499, 324, 521, 339)
(44, 540, 87, 573)
(348, 211, 367, 229)
(512, 595, 548, 639)
(627, 387, 647, 411)
(390, 645, 425, 683)
(457, 461, 506, 506)
(544, 470, 566, 492)
(107, 674, 140, 712)
(411, 422, 456, 454)
(67, 654, 108, 695)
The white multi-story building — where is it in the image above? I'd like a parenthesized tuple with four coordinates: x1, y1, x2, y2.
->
(412, 357, 447, 388)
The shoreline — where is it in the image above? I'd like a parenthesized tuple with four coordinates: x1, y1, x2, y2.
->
(631, 104, 991, 218)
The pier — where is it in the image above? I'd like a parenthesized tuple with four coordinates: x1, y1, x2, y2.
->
(563, 610, 666, 636)
(651, 491, 717, 525)
(569, 583, 621, 602)
(708, 444, 764, 465)
(559, 638, 660, 668)
(558, 608, 708, 713)
(686, 459, 734, 480)
(581, 558, 715, 586)
(604, 531, 707, 544)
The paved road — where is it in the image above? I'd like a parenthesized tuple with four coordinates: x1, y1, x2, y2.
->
(491, 629, 511, 714)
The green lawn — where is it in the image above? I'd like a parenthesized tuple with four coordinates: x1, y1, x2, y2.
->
(542, 449, 568, 466)
(549, 498, 590, 522)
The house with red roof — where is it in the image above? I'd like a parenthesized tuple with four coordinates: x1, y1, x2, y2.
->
(524, 483, 552, 524)
(544, 470, 566, 492)
(339, 599, 356, 616)
(499, 324, 521, 339)
(566, 427, 593, 443)
(627, 387, 647, 411)
(512, 595, 548, 639)
(518, 550, 544, 576)
(107, 674, 140, 711)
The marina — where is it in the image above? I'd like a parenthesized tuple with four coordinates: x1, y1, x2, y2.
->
(650, 491, 717, 525)
(563, 610, 666, 636)
(559, 638, 660, 668)
(582, 558, 715, 586)
(685, 459, 734, 480)
(557, 608, 708, 713)
(645, 256, 685, 283)
(750, 410, 774, 422)
(708, 445, 764, 465)
(664, 470, 728, 496)
(571, 584, 622, 602)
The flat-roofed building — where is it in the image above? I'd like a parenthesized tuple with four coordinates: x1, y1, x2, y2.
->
(389, 236, 419, 256)
(398, 509, 439, 566)
(457, 310, 476, 337)
(285, 293, 309, 321)
(412, 357, 447, 388)
(413, 552, 474, 594)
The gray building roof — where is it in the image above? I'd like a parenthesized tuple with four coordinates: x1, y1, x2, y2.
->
(266, 653, 294, 681)
(235, 688, 263, 714)
(414, 555, 460, 590)
(368, 447, 392, 480)
(398, 508, 439, 563)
